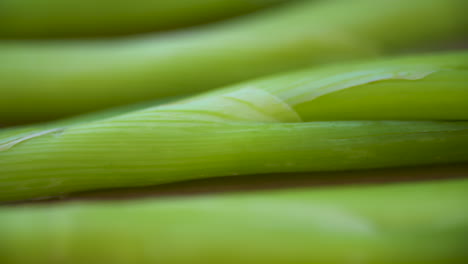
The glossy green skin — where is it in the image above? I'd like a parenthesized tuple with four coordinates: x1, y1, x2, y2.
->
(0, 52, 467, 202)
(1, 0, 468, 124)
(0, 0, 288, 38)
(1, 178, 468, 263)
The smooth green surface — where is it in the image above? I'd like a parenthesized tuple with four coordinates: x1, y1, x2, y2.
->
(259, 51, 468, 121)
(1, 0, 468, 124)
(1, 178, 467, 263)
(0, 0, 289, 38)
(0, 52, 467, 202)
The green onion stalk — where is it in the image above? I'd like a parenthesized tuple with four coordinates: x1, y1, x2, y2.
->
(1, 51, 467, 202)
(1, 0, 467, 124)
(0, 0, 290, 38)
(1, 178, 467, 263)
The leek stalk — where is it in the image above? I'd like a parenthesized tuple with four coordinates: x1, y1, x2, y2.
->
(0, 51, 467, 202)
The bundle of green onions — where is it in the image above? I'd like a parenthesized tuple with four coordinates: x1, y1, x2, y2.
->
(1, 0, 468, 263)
(1, 51, 467, 202)
(1, 0, 467, 124)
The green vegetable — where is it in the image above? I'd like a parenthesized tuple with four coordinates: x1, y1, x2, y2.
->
(1, 0, 467, 124)
(1, 51, 467, 202)
(1, 178, 467, 263)
(0, 0, 289, 38)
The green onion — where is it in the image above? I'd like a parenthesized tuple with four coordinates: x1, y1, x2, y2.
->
(1, 178, 467, 263)
(0, 0, 289, 38)
(1, 0, 467, 124)
(0, 51, 467, 202)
